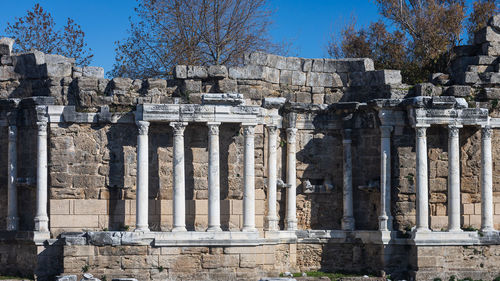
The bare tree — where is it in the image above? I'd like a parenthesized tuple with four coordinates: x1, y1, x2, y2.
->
(110, 0, 281, 79)
(466, 0, 499, 43)
(4, 3, 93, 66)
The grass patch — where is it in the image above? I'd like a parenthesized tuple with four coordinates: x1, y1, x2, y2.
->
(280, 271, 368, 280)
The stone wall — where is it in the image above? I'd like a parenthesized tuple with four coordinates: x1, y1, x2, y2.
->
(61, 241, 295, 281)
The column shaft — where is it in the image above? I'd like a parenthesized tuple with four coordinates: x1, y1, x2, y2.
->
(207, 123, 221, 232)
(481, 126, 494, 232)
(266, 125, 279, 231)
(286, 128, 298, 230)
(379, 126, 393, 231)
(6, 125, 18, 231)
(342, 129, 355, 230)
(34, 122, 49, 232)
(415, 126, 430, 232)
(242, 124, 256, 232)
(135, 121, 150, 232)
(171, 122, 188, 231)
(448, 125, 462, 232)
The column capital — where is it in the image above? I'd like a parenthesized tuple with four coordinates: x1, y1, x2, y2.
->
(286, 128, 297, 144)
(482, 126, 493, 140)
(170, 122, 188, 135)
(380, 126, 393, 138)
(266, 125, 278, 134)
(207, 122, 221, 135)
(448, 124, 462, 138)
(36, 121, 47, 135)
(415, 126, 428, 138)
(243, 124, 256, 136)
(136, 121, 150, 135)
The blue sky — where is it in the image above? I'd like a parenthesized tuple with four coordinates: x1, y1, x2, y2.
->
(0, 0, 474, 73)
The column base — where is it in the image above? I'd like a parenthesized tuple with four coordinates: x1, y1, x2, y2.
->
(6, 216, 19, 231)
(172, 226, 187, 232)
(34, 215, 49, 232)
(265, 217, 279, 231)
(134, 226, 150, 232)
(241, 227, 257, 232)
(341, 217, 355, 231)
(480, 227, 496, 233)
(33, 231, 51, 244)
(286, 219, 297, 231)
(378, 215, 393, 231)
(447, 228, 463, 233)
(206, 226, 222, 232)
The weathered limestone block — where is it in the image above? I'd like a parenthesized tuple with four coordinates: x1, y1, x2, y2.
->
(83, 66, 104, 79)
(490, 14, 500, 32)
(474, 26, 500, 44)
(174, 65, 187, 79)
(248, 52, 268, 66)
(0, 66, 21, 81)
(279, 70, 292, 85)
(306, 72, 341, 87)
(11, 51, 45, 78)
(311, 59, 324, 72)
(1, 55, 13, 65)
(485, 88, 500, 99)
(217, 78, 237, 92)
(0, 37, 14, 55)
(87, 232, 121, 246)
(292, 71, 306, 86)
(111, 78, 133, 91)
(481, 42, 500, 56)
(266, 54, 286, 69)
(413, 83, 443, 96)
(208, 65, 227, 78)
(285, 57, 302, 71)
(187, 65, 208, 79)
(201, 254, 239, 269)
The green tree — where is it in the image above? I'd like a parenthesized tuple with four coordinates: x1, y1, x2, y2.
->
(110, 0, 283, 79)
(5, 3, 93, 66)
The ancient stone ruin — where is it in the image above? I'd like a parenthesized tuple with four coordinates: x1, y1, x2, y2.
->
(1, 14, 500, 281)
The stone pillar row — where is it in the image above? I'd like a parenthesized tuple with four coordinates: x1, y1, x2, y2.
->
(414, 125, 495, 233)
(134, 121, 286, 233)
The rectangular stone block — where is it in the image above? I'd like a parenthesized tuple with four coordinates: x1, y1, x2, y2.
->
(430, 216, 447, 230)
(291, 71, 306, 86)
(63, 256, 88, 271)
(51, 199, 72, 215)
(121, 255, 158, 269)
(285, 57, 302, 71)
(474, 203, 482, 215)
(201, 254, 239, 269)
(495, 203, 500, 214)
(52, 215, 99, 228)
(91, 255, 121, 269)
(74, 200, 108, 215)
(474, 26, 500, 44)
(279, 70, 292, 85)
(64, 245, 95, 257)
(223, 246, 257, 254)
(232, 200, 243, 215)
(463, 203, 474, 215)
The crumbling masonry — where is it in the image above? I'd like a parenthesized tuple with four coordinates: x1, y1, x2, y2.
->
(1, 15, 500, 281)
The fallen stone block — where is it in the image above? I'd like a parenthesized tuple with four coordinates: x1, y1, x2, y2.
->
(187, 65, 208, 79)
(56, 275, 77, 281)
(445, 85, 471, 97)
(489, 14, 500, 32)
(484, 88, 500, 99)
(82, 66, 104, 79)
(474, 26, 500, 44)
(87, 231, 121, 246)
(208, 65, 227, 78)
(0, 37, 15, 56)
(0, 65, 21, 81)
(174, 65, 187, 79)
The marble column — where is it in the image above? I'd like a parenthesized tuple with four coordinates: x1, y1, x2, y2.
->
(286, 128, 298, 231)
(265, 125, 279, 231)
(448, 125, 462, 232)
(481, 126, 494, 232)
(379, 126, 393, 231)
(242, 124, 257, 232)
(6, 125, 18, 231)
(342, 129, 355, 230)
(207, 122, 222, 232)
(171, 122, 188, 232)
(415, 126, 430, 232)
(135, 121, 150, 232)
(34, 121, 49, 232)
